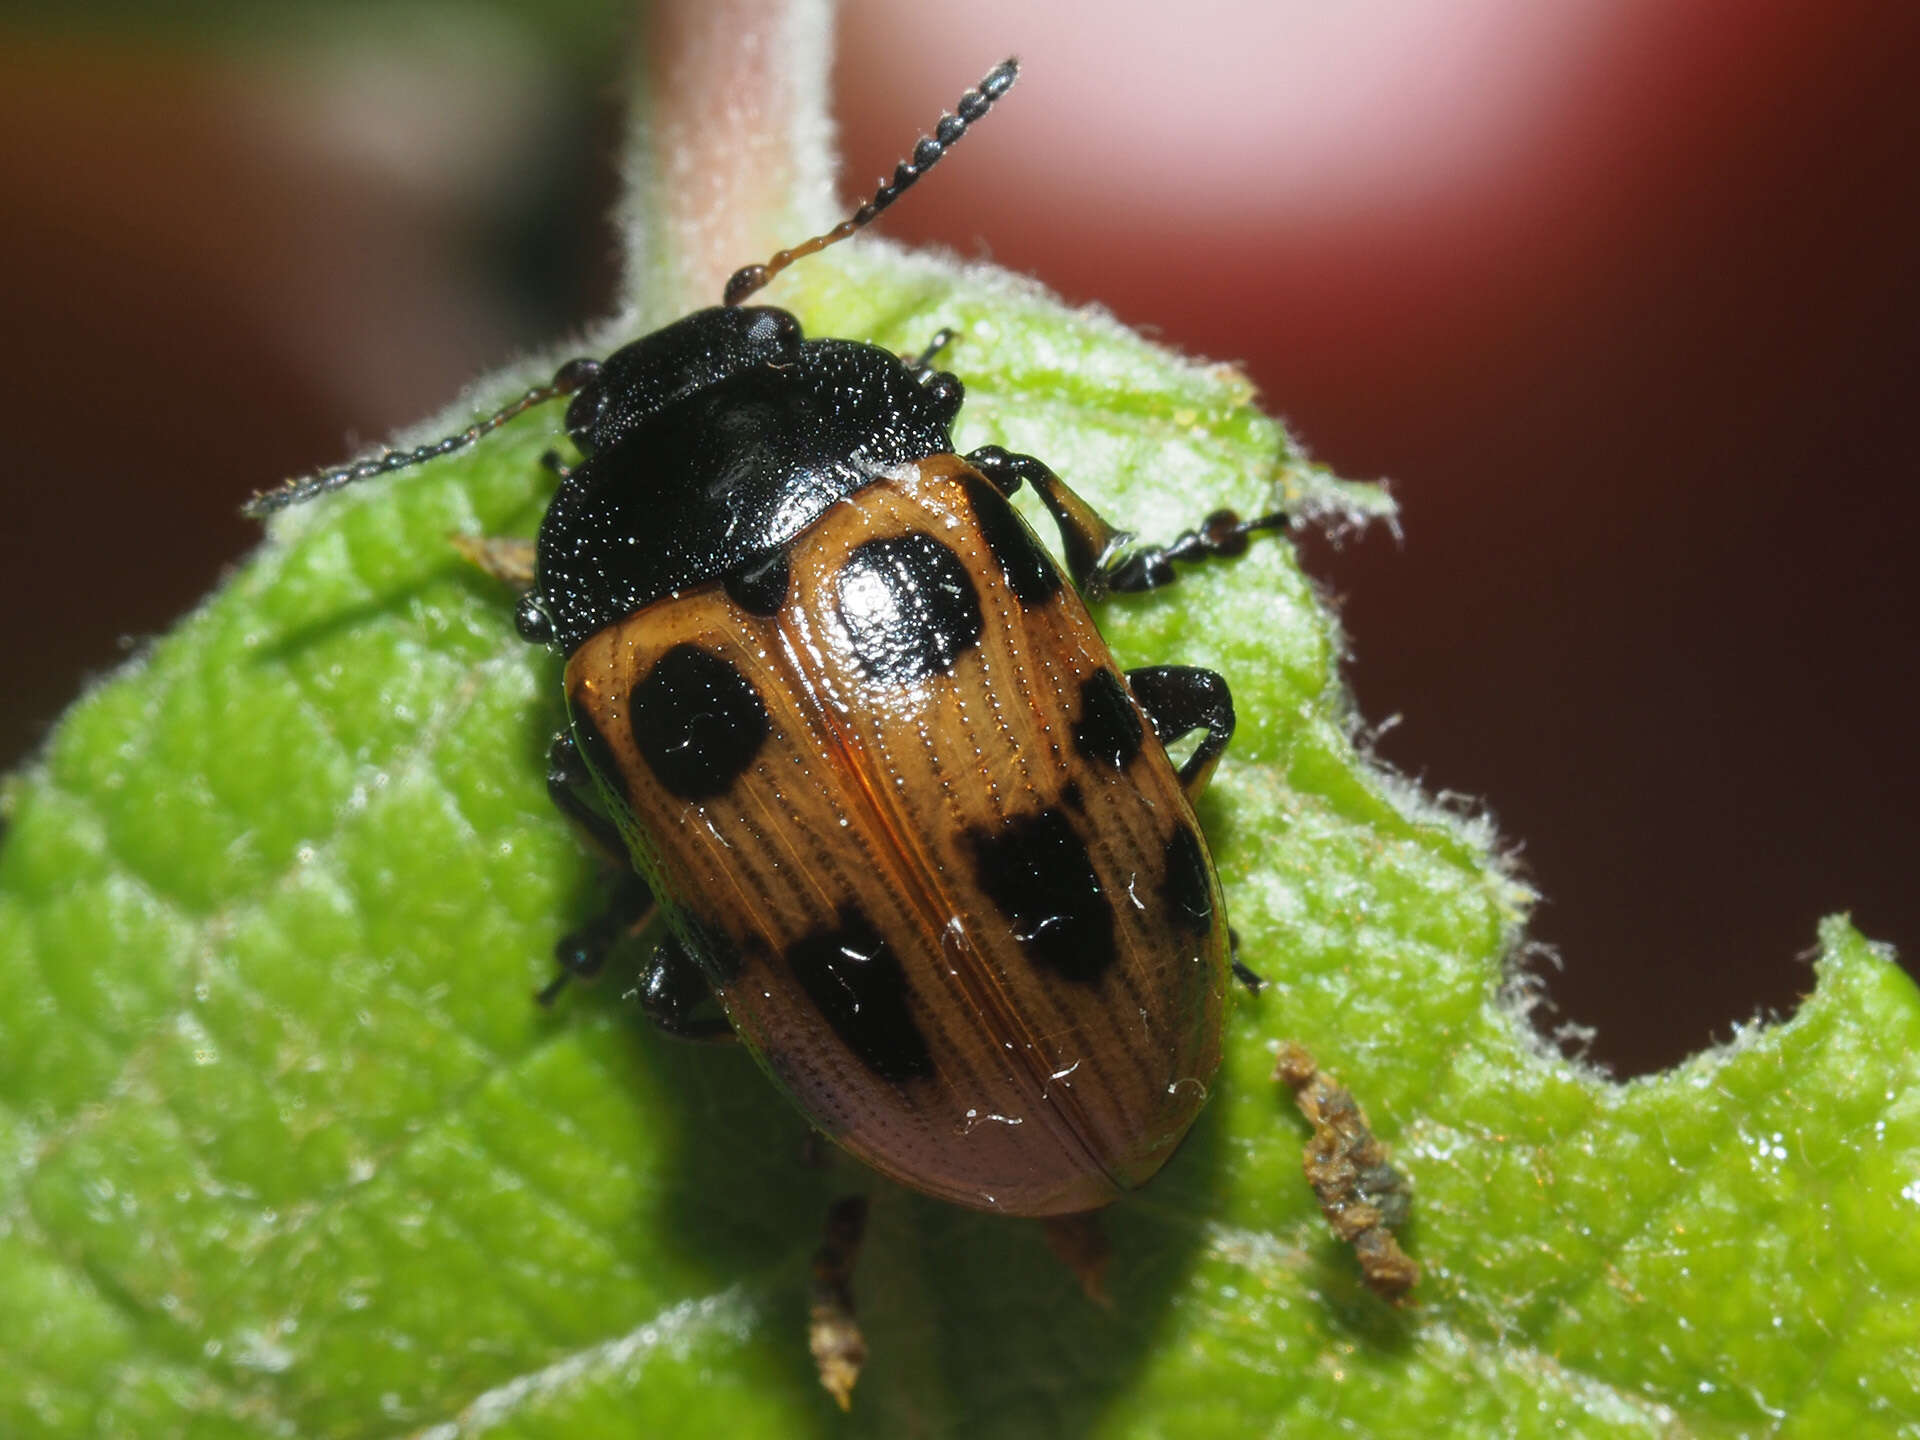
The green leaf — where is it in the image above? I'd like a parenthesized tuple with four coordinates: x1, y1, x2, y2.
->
(3, 18, 1916, 1440)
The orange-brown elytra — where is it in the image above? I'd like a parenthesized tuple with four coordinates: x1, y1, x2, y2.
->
(555, 453, 1260, 1213)
(243, 54, 1296, 1388)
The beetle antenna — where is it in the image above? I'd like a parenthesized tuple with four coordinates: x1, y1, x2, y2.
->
(723, 57, 1018, 307)
(241, 357, 602, 519)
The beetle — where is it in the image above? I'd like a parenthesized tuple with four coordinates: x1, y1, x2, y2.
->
(247, 57, 1284, 1235)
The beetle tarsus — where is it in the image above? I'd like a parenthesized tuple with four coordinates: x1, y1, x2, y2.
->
(809, 1195, 871, 1409)
(1227, 928, 1267, 993)
(537, 870, 655, 1005)
(905, 327, 956, 378)
(962, 449, 1289, 601)
(1103, 508, 1292, 594)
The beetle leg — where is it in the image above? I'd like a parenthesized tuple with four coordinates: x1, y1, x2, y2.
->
(1228, 929, 1267, 994)
(451, 539, 555, 645)
(964, 446, 1289, 597)
(538, 871, 654, 1006)
(903, 327, 956, 379)
(1125, 665, 1235, 802)
(964, 446, 1128, 595)
(637, 932, 735, 1041)
(537, 730, 656, 1006)
(809, 1195, 870, 1409)
(546, 730, 626, 861)
(1041, 1211, 1112, 1304)
(449, 534, 537, 592)
(447, 450, 574, 602)
(1101, 507, 1291, 594)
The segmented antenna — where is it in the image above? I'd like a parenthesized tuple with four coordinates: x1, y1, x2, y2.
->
(723, 57, 1019, 306)
(241, 358, 600, 519)
(241, 58, 1020, 517)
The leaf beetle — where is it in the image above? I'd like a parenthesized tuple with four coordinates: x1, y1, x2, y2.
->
(248, 54, 1311, 1348)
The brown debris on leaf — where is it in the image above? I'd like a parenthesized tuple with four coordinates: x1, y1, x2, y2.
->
(808, 1195, 870, 1409)
(1274, 1041, 1419, 1301)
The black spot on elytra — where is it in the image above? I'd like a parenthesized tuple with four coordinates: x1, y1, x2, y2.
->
(787, 908, 934, 1083)
(836, 531, 984, 685)
(1072, 669, 1144, 770)
(1163, 826, 1215, 936)
(964, 473, 1063, 607)
(970, 807, 1116, 983)
(723, 547, 790, 615)
(566, 694, 625, 802)
(629, 643, 768, 800)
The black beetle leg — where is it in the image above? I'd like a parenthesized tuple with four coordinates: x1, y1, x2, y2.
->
(965, 445, 1128, 595)
(903, 327, 956, 380)
(1229, 927, 1266, 995)
(1125, 665, 1235, 803)
(539, 447, 575, 481)
(637, 931, 735, 1041)
(1101, 507, 1291, 594)
(538, 870, 655, 1006)
(536, 729, 649, 1006)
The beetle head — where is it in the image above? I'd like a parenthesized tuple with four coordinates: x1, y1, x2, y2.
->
(561, 305, 803, 457)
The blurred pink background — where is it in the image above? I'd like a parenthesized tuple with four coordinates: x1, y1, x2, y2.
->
(2, 1, 1914, 1073)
